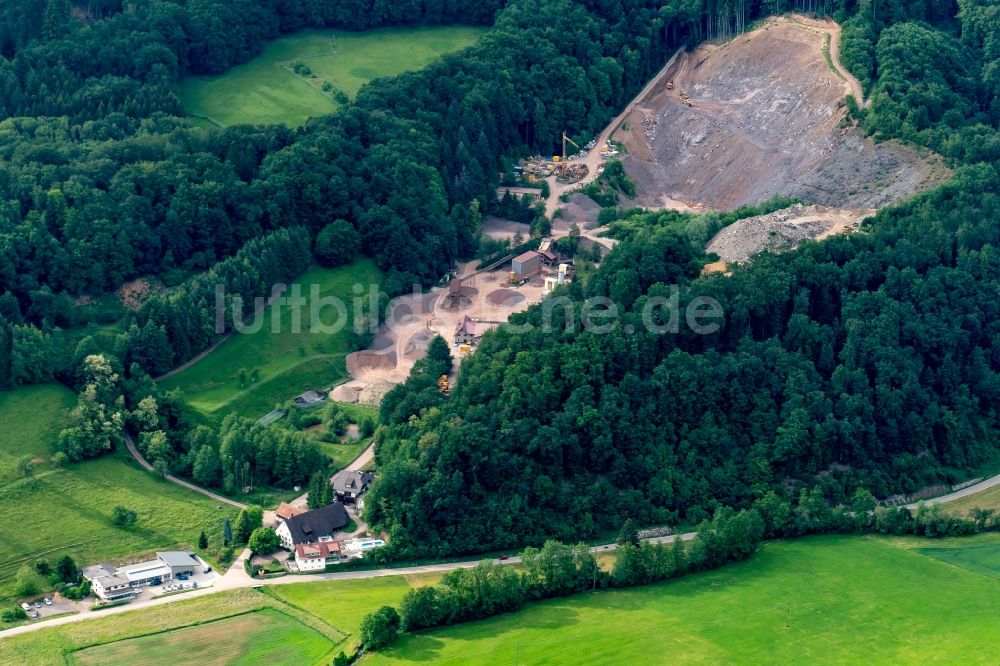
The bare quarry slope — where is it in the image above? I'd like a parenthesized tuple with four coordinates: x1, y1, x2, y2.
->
(619, 18, 948, 213)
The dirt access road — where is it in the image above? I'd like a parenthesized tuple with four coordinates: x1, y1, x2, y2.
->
(788, 14, 867, 108)
(542, 46, 686, 220)
(124, 431, 246, 510)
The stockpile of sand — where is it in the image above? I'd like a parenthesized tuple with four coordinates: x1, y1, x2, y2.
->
(330, 384, 362, 403)
(404, 329, 434, 357)
(559, 193, 602, 229)
(358, 381, 395, 407)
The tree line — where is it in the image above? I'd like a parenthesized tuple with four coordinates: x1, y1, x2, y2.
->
(358, 490, 1000, 654)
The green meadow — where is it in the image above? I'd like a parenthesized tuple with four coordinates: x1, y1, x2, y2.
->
(70, 609, 335, 666)
(159, 260, 382, 422)
(7, 536, 1000, 665)
(365, 536, 1000, 665)
(0, 385, 237, 606)
(180, 26, 486, 127)
(265, 573, 443, 651)
(0, 385, 74, 483)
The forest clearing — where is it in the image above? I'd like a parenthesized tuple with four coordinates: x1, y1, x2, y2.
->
(179, 26, 486, 127)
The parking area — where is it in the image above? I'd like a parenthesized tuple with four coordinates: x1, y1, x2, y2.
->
(149, 558, 220, 597)
(18, 593, 85, 621)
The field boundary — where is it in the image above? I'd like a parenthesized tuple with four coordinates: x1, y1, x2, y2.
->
(66, 608, 263, 659)
(0, 537, 103, 582)
(258, 588, 353, 646)
(186, 112, 224, 128)
(0, 468, 64, 495)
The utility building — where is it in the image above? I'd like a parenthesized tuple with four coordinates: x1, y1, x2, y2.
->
(512, 250, 541, 278)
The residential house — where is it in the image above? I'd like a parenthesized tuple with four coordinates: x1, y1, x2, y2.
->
(273, 502, 306, 526)
(90, 573, 135, 602)
(294, 540, 342, 571)
(331, 470, 373, 504)
(276, 502, 350, 550)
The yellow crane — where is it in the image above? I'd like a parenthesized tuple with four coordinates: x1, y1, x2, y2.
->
(561, 131, 580, 164)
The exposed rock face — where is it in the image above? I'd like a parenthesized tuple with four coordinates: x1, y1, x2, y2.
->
(618, 20, 948, 212)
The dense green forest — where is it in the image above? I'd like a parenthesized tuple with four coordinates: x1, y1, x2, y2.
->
(366, 1, 1000, 556)
(0, 0, 699, 386)
(3, 0, 1000, 549)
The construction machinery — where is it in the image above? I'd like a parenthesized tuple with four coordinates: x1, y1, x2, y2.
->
(561, 131, 580, 167)
(666, 80, 674, 90)
(679, 88, 694, 107)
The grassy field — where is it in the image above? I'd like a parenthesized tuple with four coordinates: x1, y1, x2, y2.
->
(0, 385, 74, 483)
(0, 453, 237, 601)
(8, 536, 1000, 664)
(0, 384, 238, 604)
(159, 260, 382, 422)
(919, 540, 1000, 579)
(266, 573, 443, 651)
(364, 536, 1000, 665)
(71, 609, 335, 666)
(0, 588, 343, 666)
(943, 483, 1000, 515)
(180, 26, 486, 127)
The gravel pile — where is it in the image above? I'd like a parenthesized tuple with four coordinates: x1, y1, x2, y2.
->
(706, 204, 831, 264)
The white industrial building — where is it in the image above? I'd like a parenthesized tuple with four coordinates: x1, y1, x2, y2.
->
(83, 551, 203, 601)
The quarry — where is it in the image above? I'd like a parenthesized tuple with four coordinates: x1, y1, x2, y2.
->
(615, 16, 948, 215)
(338, 16, 951, 403)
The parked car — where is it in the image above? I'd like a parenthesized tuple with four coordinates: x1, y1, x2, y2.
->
(20, 603, 30, 612)
(33, 601, 42, 609)
(498, 555, 510, 561)
(43, 598, 52, 606)
(30, 611, 39, 619)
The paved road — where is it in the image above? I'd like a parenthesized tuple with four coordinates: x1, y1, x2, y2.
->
(0, 529, 697, 639)
(124, 431, 247, 510)
(905, 472, 1000, 509)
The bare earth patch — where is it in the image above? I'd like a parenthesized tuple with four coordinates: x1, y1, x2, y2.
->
(706, 203, 873, 264)
(618, 17, 948, 213)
